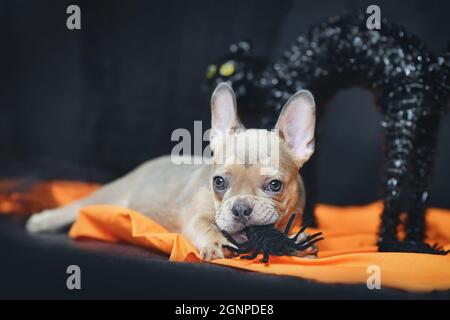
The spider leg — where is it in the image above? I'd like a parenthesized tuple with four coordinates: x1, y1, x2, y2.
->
(430, 243, 450, 255)
(221, 230, 246, 247)
(378, 111, 414, 251)
(222, 243, 255, 254)
(240, 249, 260, 260)
(283, 214, 297, 235)
(294, 236, 324, 251)
(291, 225, 309, 242)
(295, 232, 323, 246)
(260, 251, 270, 263)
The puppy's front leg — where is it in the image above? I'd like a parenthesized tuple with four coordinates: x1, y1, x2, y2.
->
(184, 214, 234, 261)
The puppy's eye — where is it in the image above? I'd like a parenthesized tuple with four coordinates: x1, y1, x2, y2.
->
(213, 176, 227, 191)
(265, 179, 283, 193)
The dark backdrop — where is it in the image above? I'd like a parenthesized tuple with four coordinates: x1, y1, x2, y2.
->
(1, 0, 449, 207)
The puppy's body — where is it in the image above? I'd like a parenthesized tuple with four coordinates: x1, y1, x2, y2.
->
(27, 83, 316, 260)
(27, 156, 220, 253)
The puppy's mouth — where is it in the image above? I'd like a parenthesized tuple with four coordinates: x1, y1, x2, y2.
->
(216, 209, 280, 236)
(217, 222, 246, 235)
(231, 230, 248, 242)
(217, 217, 279, 243)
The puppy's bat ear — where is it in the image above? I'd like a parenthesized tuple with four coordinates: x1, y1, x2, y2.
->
(210, 83, 244, 150)
(275, 90, 316, 168)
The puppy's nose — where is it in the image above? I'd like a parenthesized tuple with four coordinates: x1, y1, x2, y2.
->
(232, 199, 253, 217)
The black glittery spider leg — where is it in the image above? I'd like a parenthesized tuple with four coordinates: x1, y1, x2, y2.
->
(405, 116, 439, 242)
(378, 109, 417, 250)
(402, 115, 449, 254)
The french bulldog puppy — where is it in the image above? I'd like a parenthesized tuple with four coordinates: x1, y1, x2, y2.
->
(26, 83, 316, 260)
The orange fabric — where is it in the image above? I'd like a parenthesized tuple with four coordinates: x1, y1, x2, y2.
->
(69, 203, 450, 292)
(0, 180, 100, 214)
(2, 179, 448, 291)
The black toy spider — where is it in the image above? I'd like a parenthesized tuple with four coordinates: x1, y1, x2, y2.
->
(221, 214, 324, 263)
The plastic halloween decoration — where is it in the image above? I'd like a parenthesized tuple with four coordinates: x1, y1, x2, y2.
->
(222, 214, 324, 263)
(207, 11, 450, 254)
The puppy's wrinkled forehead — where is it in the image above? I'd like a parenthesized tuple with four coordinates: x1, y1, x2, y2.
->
(212, 129, 297, 175)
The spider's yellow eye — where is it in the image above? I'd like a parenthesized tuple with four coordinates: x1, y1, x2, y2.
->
(206, 64, 217, 79)
(219, 61, 235, 77)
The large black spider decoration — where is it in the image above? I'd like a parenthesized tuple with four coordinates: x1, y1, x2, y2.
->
(222, 214, 324, 263)
(207, 11, 450, 255)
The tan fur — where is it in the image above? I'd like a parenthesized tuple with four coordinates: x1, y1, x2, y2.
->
(26, 83, 317, 261)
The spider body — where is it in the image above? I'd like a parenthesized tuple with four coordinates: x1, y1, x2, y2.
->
(222, 214, 324, 263)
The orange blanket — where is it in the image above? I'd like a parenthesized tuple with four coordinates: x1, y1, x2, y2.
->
(2, 180, 449, 292)
(69, 203, 450, 292)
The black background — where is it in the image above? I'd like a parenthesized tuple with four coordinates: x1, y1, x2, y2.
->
(1, 0, 449, 208)
(1, 0, 450, 300)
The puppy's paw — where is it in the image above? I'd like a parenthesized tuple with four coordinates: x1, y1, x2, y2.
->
(293, 232, 319, 258)
(26, 211, 58, 233)
(199, 239, 236, 261)
(26, 212, 48, 233)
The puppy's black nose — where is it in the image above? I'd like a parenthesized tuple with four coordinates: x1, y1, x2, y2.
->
(232, 199, 253, 217)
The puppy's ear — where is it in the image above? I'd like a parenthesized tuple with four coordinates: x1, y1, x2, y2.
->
(275, 90, 316, 168)
(210, 83, 244, 149)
